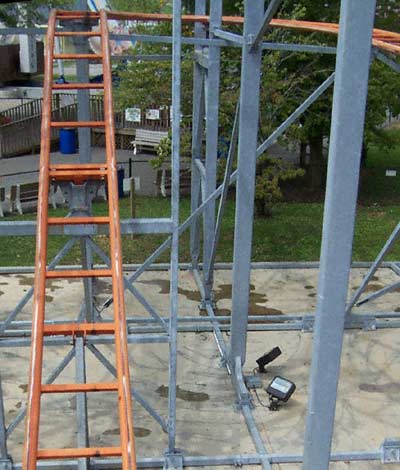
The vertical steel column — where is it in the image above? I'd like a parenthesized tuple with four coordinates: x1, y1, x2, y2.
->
(80, 237, 95, 322)
(229, 0, 264, 366)
(74, 0, 91, 163)
(0, 376, 8, 460)
(202, 0, 222, 300)
(302, 2, 376, 469)
(167, 0, 181, 454)
(75, 338, 89, 470)
(190, 0, 206, 269)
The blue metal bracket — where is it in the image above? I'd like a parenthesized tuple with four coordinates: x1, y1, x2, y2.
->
(381, 439, 400, 463)
(164, 451, 184, 470)
(0, 458, 12, 470)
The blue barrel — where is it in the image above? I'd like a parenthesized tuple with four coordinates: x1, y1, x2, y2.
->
(117, 164, 124, 198)
(59, 128, 77, 154)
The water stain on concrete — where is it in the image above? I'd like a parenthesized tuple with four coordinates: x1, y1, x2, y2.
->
(138, 279, 202, 302)
(16, 275, 65, 292)
(103, 427, 152, 438)
(94, 279, 113, 295)
(359, 382, 400, 393)
(156, 385, 209, 402)
(364, 283, 384, 292)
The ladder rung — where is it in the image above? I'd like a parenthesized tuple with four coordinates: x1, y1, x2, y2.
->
(52, 83, 104, 90)
(55, 31, 101, 37)
(37, 447, 122, 460)
(50, 163, 107, 170)
(43, 322, 115, 336)
(41, 382, 119, 393)
(48, 216, 110, 225)
(53, 53, 103, 60)
(46, 269, 113, 279)
(51, 121, 105, 128)
(56, 10, 100, 17)
(49, 169, 108, 180)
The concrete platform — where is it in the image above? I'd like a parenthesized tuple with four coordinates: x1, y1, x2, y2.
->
(1, 266, 400, 468)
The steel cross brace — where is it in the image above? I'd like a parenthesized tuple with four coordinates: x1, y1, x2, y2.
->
(0, 238, 78, 333)
(233, 357, 272, 470)
(86, 344, 168, 432)
(346, 222, 400, 314)
(86, 238, 168, 332)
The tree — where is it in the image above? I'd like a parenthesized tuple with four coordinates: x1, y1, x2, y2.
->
(114, 0, 400, 198)
(0, 0, 73, 27)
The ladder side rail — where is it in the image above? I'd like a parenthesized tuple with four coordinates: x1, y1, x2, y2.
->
(100, 10, 137, 470)
(22, 9, 57, 470)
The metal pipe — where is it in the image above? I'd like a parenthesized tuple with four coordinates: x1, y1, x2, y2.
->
(230, 0, 264, 366)
(302, 2, 376, 468)
(23, 11, 57, 470)
(167, 0, 182, 453)
(100, 11, 137, 470)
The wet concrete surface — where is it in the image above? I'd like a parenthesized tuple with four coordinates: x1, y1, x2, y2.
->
(1, 266, 400, 469)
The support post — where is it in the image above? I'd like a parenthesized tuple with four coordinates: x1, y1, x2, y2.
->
(74, 0, 91, 163)
(190, 0, 206, 269)
(167, 0, 181, 458)
(75, 338, 89, 470)
(302, 1, 376, 468)
(229, 0, 264, 366)
(0, 376, 9, 464)
(202, 0, 222, 301)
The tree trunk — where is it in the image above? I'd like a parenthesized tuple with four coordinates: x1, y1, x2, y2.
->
(299, 141, 307, 168)
(309, 134, 324, 192)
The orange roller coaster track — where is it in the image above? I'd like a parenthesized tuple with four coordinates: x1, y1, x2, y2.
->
(103, 10, 400, 56)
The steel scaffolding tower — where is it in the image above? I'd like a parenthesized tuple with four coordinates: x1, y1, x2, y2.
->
(0, 0, 400, 468)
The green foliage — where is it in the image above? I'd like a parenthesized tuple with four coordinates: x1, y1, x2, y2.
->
(255, 154, 305, 217)
(150, 129, 192, 169)
(0, 1, 73, 27)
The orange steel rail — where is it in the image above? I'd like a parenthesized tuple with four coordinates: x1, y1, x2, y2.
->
(22, 9, 137, 470)
(103, 10, 400, 56)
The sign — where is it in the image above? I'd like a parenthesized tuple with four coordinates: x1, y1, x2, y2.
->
(146, 109, 160, 120)
(125, 107, 141, 123)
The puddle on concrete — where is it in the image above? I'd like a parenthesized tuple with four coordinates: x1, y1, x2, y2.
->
(45, 295, 54, 302)
(16, 275, 65, 291)
(94, 279, 113, 295)
(0, 290, 3, 296)
(359, 382, 400, 393)
(364, 283, 384, 292)
(156, 385, 209, 402)
(103, 426, 151, 438)
(137, 279, 202, 302)
(304, 285, 314, 290)
(137, 279, 282, 318)
(308, 293, 316, 298)
(19, 384, 28, 393)
(0, 282, 7, 285)
(371, 275, 380, 281)
(15, 401, 22, 409)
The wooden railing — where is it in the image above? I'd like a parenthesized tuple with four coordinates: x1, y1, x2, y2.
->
(0, 94, 171, 157)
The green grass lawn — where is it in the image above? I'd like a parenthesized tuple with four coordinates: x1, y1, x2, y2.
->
(2, 130, 400, 266)
(2, 196, 400, 266)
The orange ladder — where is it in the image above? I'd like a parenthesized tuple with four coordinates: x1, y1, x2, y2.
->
(22, 9, 137, 470)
